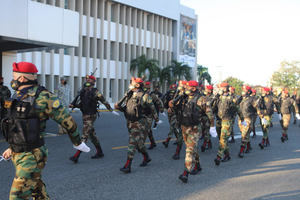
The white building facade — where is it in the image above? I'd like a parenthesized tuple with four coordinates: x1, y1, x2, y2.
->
(1, 0, 197, 103)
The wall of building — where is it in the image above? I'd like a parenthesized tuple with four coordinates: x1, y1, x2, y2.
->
(14, 0, 196, 103)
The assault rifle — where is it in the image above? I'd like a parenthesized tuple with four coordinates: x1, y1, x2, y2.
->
(70, 68, 97, 110)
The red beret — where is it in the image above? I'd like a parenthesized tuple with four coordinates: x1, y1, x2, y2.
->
(179, 80, 187, 85)
(13, 62, 38, 73)
(230, 87, 235, 91)
(187, 80, 198, 87)
(251, 89, 256, 93)
(243, 85, 251, 91)
(206, 85, 213, 90)
(145, 81, 151, 85)
(220, 82, 229, 87)
(283, 89, 289, 94)
(87, 75, 96, 81)
(170, 84, 177, 89)
(134, 78, 144, 83)
(263, 87, 270, 92)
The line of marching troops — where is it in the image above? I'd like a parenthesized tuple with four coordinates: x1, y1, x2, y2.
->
(114, 78, 300, 183)
(1, 62, 300, 199)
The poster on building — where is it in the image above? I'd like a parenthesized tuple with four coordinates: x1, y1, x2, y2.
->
(179, 15, 197, 68)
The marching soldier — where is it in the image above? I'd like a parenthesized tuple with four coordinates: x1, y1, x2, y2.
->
(257, 87, 279, 148)
(166, 80, 186, 160)
(278, 89, 300, 142)
(115, 78, 159, 173)
(201, 85, 216, 152)
(214, 82, 236, 166)
(228, 86, 239, 143)
(144, 81, 163, 149)
(177, 80, 214, 183)
(250, 89, 258, 138)
(1, 62, 89, 200)
(69, 75, 113, 163)
(237, 85, 259, 158)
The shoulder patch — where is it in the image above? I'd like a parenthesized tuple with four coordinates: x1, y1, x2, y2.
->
(52, 99, 60, 108)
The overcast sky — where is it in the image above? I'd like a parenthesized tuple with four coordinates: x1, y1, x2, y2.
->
(180, 0, 300, 85)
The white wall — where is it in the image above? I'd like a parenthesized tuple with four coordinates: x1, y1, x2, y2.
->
(2, 52, 16, 92)
(0, 0, 79, 47)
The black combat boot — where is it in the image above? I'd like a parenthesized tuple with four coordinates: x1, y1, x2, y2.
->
(293, 119, 297, 125)
(172, 144, 182, 160)
(252, 130, 256, 138)
(148, 131, 157, 150)
(190, 162, 202, 175)
(270, 122, 273, 127)
(281, 133, 288, 143)
(222, 152, 231, 162)
(214, 155, 222, 166)
(162, 137, 171, 148)
(120, 158, 132, 173)
(91, 145, 104, 159)
(179, 170, 189, 183)
(69, 150, 81, 163)
(238, 145, 245, 158)
(245, 142, 251, 153)
(259, 138, 265, 149)
(140, 152, 151, 167)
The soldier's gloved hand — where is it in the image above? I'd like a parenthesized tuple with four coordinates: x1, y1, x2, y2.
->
(296, 114, 300, 120)
(73, 142, 90, 153)
(278, 114, 282, 120)
(241, 121, 247, 126)
(209, 127, 217, 137)
(2, 148, 12, 160)
(261, 118, 268, 125)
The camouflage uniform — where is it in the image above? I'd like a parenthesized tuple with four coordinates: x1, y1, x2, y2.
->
(200, 93, 216, 152)
(278, 95, 299, 142)
(79, 86, 112, 159)
(179, 92, 214, 179)
(237, 95, 259, 157)
(145, 89, 163, 149)
(162, 89, 183, 152)
(257, 93, 279, 148)
(3, 86, 81, 200)
(250, 94, 259, 137)
(214, 93, 236, 163)
(118, 88, 158, 173)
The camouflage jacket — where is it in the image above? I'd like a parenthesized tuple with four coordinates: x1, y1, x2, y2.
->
(257, 94, 280, 116)
(10, 86, 81, 146)
(278, 96, 299, 115)
(0, 85, 11, 103)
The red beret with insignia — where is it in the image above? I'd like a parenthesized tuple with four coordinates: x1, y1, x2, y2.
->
(135, 78, 144, 83)
(220, 82, 229, 87)
(263, 87, 270, 92)
(251, 89, 256, 94)
(13, 62, 38, 73)
(145, 81, 151, 85)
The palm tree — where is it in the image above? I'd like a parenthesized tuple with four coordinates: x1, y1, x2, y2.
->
(197, 65, 211, 85)
(160, 60, 191, 85)
(130, 55, 160, 81)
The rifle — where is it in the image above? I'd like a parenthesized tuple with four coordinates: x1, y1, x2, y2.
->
(70, 68, 98, 110)
(117, 90, 133, 112)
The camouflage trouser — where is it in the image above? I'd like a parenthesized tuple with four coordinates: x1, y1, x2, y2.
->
(145, 116, 154, 143)
(201, 115, 211, 142)
(216, 117, 222, 139)
(81, 114, 100, 148)
(10, 146, 49, 200)
(181, 125, 200, 172)
(230, 115, 236, 137)
(238, 117, 252, 145)
(217, 120, 232, 158)
(167, 113, 183, 145)
(260, 115, 271, 139)
(251, 114, 257, 133)
(58, 124, 68, 135)
(127, 119, 147, 159)
(280, 114, 291, 135)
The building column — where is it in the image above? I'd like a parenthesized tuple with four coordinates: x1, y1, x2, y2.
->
(113, 4, 120, 102)
(99, 0, 105, 93)
(105, 1, 111, 100)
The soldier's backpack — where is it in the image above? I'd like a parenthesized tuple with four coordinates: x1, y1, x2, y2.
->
(125, 90, 145, 121)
